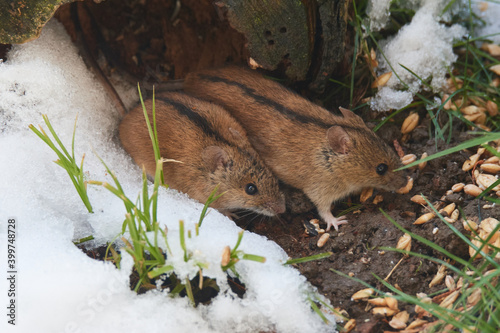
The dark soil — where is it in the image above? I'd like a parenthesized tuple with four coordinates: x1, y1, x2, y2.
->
(56, 1, 499, 332)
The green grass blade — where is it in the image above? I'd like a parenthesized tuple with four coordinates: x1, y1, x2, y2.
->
(284, 252, 333, 265)
(396, 132, 500, 170)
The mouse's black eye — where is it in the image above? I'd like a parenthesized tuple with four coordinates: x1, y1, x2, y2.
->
(245, 183, 258, 195)
(376, 163, 388, 175)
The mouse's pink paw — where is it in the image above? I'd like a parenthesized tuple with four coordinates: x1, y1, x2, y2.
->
(325, 215, 348, 232)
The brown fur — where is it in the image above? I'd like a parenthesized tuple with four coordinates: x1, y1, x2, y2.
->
(119, 92, 285, 216)
(184, 67, 407, 230)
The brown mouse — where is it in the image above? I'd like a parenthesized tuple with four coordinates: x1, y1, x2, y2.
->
(183, 66, 407, 231)
(119, 92, 286, 217)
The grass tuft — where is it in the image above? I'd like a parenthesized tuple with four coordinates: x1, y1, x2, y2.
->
(29, 114, 93, 213)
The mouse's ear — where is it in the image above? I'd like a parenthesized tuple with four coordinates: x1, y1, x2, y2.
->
(339, 107, 363, 123)
(326, 126, 351, 154)
(202, 146, 230, 172)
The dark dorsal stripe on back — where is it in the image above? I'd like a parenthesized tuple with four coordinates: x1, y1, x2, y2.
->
(156, 96, 233, 147)
(156, 96, 255, 162)
(196, 73, 381, 147)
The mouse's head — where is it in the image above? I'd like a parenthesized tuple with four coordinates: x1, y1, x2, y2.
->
(201, 145, 286, 216)
(325, 108, 408, 194)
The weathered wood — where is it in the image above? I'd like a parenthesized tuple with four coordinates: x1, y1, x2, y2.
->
(309, 0, 349, 92)
(218, 0, 349, 92)
(0, 0, 76, 44)
(218, 0, 312, 81)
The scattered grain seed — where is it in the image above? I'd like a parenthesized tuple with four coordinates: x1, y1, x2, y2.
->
(439, 290, 460, 309)
(482, 204, 495, 209)
(386, 296, 398, 310)
(388, 318, 407, 330)
(310, 219, 320, 229)
(478, 112, 487, 124)
(497, 190, 500, 197)
(414, 212, 435, 225)
(485, 44, 500, 56)
(401, 154, 417, 165)
(429, 265, 446, 288)
(480, 163, 500, 174)
(418, 152, 428, 170)
(432, 227, 439, 234)
(360, 257, 371, 264)
(479, 1, 488, 11)
(368, 50, 378, 68)
(410, 194, 427, 205)
(446, 77, 463, 92)
(372, 72, 392, 88)
(467, 288, 482, 307)
(440, 203, 456, 217)
(397, 233, 411, 251)
(461, 105, 482, 115)
(389, 311, 409, 329)
(372, 307, 398, 316)
(442, 94, 452, 110)
(462, 160, 475, 171)
(464, 112, 484, 123)
(444, 217, 456, 223)
(471, 96, 486, 107)
(221, 245, 231, 267)
(360, 188, 374, 203)
(477, 124, 491, 131)
(485, 156, 499, 164)
(456, 277, 464, 289)
(469, 238, 487, 258)
(348, 272, 354, 277)
(344, 319, 356, 332)
(474, 169, 480, 180)
(451, 183, 465, 192)
(477, 174, 500, 191)
(463, 220, 478, 232)
(370, 48, 376, 61)
(368, 297, 387, 307)
(445, 275, 456, 291)
(401, 112, 419, 134)
(351, 288, 374, 300)
(480, 217, 499, 236)
(446, 190, 453, 196)
(318, 229, 325, 234)
(492, 78, 500, 87)
(489, 64, 500, 76)
(407, 319, 428, 329)
(317, 233, 330, 248)
(396, 177, 414, 194)
(372, 194, 384, 204)
(464, 184, 482, 197)
(451, 209, 459, 221)
(486, 100, 499, 116)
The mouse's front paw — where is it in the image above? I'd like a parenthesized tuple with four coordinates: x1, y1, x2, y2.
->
(325, 215, 348, 232)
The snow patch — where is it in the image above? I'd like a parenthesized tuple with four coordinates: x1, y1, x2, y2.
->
(368, 0, 467, 111)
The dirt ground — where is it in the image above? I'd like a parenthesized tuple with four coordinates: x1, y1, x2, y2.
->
(39, 1, 499, 331)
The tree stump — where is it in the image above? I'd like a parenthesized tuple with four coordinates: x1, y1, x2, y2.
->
(0, 0, 76, 44)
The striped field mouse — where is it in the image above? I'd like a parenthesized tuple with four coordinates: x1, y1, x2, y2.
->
(118, 92, 286, 217)
(183, 66, 407, 231)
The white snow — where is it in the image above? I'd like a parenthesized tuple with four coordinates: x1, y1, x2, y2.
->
(368, 0, 467, 111)
(366, 0, 392, 32)
(0, 20, 336, 333)
(474, 1, 500, 44)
